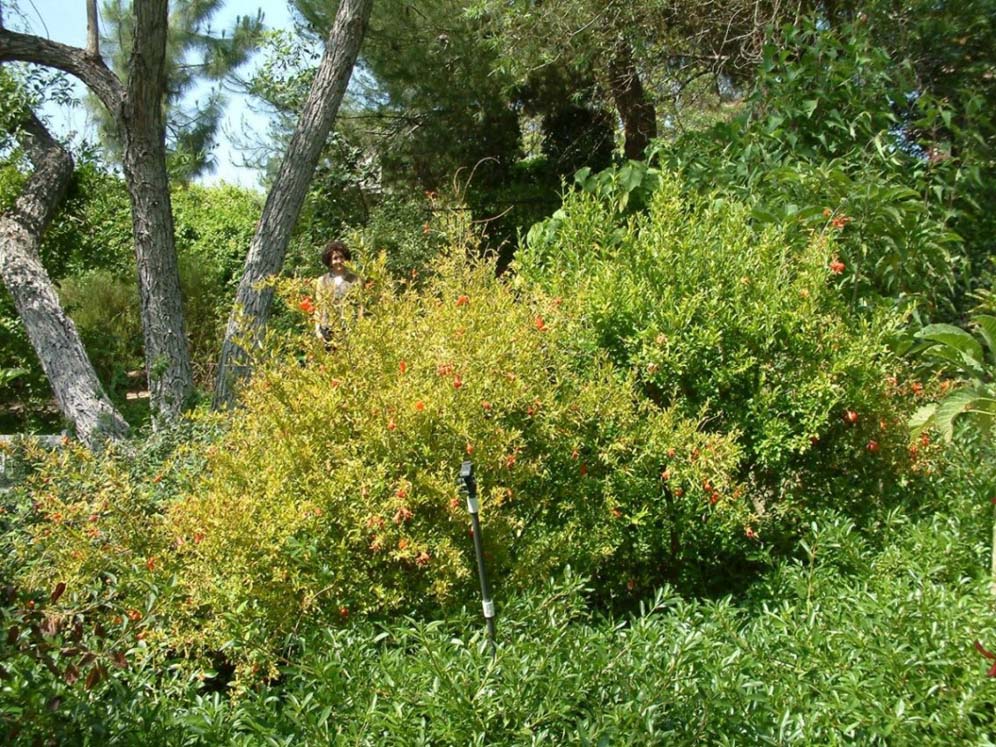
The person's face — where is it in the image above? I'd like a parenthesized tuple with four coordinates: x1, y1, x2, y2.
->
(329, 250, 347, 272)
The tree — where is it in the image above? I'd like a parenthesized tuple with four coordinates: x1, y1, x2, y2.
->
(0, 97, 129, 446)
(468, 0, 794, 158)
(92, 0, 263, 182)
(213, 0, 373, 408)
(0, 0, 194, 423)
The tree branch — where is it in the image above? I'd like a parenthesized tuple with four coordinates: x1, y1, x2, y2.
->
(0, 28, 123, 114)
(86, 0, 100, 57)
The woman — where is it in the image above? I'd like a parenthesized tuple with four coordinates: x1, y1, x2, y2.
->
(315, 239, 362, 344)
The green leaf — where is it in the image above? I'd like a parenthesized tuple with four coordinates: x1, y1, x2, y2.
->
(931, 388, 983, 443)
(916, 324, 985, 374)
(972, 315, 996, 364)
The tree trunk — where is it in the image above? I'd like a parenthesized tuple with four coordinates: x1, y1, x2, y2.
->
(0, 113, 129, 448)
(608, 36, 657, 160)
(121, 0, 193, 421)
(213, 0, 373, 409)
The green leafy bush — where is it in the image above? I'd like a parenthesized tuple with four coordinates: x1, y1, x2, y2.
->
(518, 172, 935, 546)
(6, 497, 994, 745)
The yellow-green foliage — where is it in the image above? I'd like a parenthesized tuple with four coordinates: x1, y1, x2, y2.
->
(151, 257, 739, 667)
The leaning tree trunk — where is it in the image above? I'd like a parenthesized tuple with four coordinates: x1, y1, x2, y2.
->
(121, 0, 193, 421)
(213, 0, 373, 409)
(0, 113, 129, 447)
(608, 36, 657, 160)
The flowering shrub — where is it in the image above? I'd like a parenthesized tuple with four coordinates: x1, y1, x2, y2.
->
(166, 257, 751, 670)
(518, 174, 937, 546)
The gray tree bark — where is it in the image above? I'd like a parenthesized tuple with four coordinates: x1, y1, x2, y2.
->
(0, 113, 130, 447)
(120, 0, 193, 420)
(213, 0, 373, 409)
(0, 1, 194, 424)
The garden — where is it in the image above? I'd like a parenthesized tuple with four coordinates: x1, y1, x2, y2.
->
(2, 1, 996, 744)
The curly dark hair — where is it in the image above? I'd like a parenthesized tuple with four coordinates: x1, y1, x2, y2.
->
(321, 240, 351, 268)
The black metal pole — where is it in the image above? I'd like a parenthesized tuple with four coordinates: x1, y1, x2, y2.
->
(458, 460, 496, 652)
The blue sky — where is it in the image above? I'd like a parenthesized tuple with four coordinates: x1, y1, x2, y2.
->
(18, 0, 295, 189)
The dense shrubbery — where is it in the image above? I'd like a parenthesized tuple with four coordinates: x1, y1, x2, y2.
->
(4, 476, 995, 744)
(519, 173, 939, 549)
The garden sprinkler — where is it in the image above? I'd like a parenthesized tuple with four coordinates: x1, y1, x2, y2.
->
(458, 460, 496, 654)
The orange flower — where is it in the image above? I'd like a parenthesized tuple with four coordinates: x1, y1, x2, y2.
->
(453, 375, 463, 389)
(422, 222, 430, 235)
(394, 506, 413, 524)
(395, 487, 408, 499)
(504, 453, 517, 468)
(399, 360, 408, 374)
(414, 400, 425, 412)
(126, 609, 142, 622)
(466, 442, 474, 455)
(534, 315, 547, 331)
(145, 557, 156, 572)
(387, 419, 397, 431)
(571, 448, 580, 460)
(299, 297, 315, 314)
(456, 294, 470, 307)
(339, 606, 349, 618)
(398, 538, 409, 550)
(822, 208, 832, 218)
(831, 214, 851, 230)
(193, 531, 205, 544)
(745, 527, 757, 540)
(481, 400, 492, 412)
(829, 258, 846, 274)
(416, 551, 431, 567)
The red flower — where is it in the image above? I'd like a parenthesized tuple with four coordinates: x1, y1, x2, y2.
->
(399, 360, 408, 374)
(339, 606, 349, 619)
(534, 315, 547, 331)
(745, 527, 757, 540)
(456, 295, 470, 307)
(299, 297, 315, 314)
(395, 487, 408, 499)
(145, 557, 156, 572)
(453, 375, 463, 389)
(572, 448, 580, 461)
(844, 410, 859, 425)
(829, 258, 846, 274)
(831, 215, 851, 230)
(580, 463, 588, 476)
(866, 440, 880, 453)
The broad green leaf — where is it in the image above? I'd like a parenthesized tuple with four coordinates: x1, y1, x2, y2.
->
(973, 315, 996, 364)
(916, 324, 985, 373)
(931, 388, 984, 443)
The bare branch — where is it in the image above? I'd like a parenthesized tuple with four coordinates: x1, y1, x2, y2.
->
(0, 28, 123, 114)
